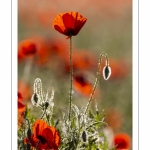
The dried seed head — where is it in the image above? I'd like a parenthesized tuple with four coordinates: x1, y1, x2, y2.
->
(103, 65, 111, 80)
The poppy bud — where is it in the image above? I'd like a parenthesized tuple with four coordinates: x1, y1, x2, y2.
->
(27, 143, 31, 150)
(82, 130, 87, 142)
(27, 128, 32, 139)
(45, 101, 49, 108)
(33, 93, 38, 103)
(31, 93, 39, 106)
(103, 65, 111, 80)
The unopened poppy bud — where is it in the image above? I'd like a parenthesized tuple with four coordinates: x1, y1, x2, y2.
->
(103, 65, 111, 80)
(31, 93, 39, 106)
(82, 130, 87, 142)
(33, 93, 38, 103)
(27, 128, 32, 139)
(45, 101, 49, 108)
(27, 143, 31, 150)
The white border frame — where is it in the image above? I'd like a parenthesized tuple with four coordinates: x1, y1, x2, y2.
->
(10, 0, 141, 149)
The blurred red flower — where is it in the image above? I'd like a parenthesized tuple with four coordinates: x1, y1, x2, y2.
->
(18, 92, 26, 113)
(113, 133, 131, 149)
(52, 12, 87, 37)
(73, 74, 98, 98)
(18, 92, 26, 128)
(64, 50, 97, 73)
(105, 108, 123, 131)
(18, 40, 37, 56)
(24, 119, 61, 150)
(18, 80, 32, 101)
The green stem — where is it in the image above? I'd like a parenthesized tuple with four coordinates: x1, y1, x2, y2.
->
(84, 52, 109, 114)
(69, 35, 73, 121)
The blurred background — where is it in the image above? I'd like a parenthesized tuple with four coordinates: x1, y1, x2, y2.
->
(18, 0, 132, 148)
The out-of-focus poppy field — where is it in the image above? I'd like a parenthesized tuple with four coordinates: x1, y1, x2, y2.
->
(18, 0, 132, 149)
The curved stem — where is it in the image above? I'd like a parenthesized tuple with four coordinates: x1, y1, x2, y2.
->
(69, 35, 73, 121)
(84, 52, 109, 114)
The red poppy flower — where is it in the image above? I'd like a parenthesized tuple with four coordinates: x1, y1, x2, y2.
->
(52, 12, 87, 37)
(113, 133, 131, 149)
(18, 92, 26, 113)
(105, 108, 123, 131)
(18, 40, 37, 56)
(64, 50, 97, 74)
(73, 74, 98, 98)
(18, 92, 26, 128)
(18, 80, 32, 101)
(24, 119, 61, 150)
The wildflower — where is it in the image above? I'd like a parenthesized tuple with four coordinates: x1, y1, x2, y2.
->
(105, 108, 123, 131)
(18, 40, 37, 56)
(73, 74, 98, 98)
(18, 92, 26, 113)
(113, 133, 131, 149)
(52, 12, 87, 37)
(24, 119, 61, 150)
(18, 92, 26, 128)
(18, 80, 32, 101)
(18, 91, 23, 100)
(65, 50, 97, 72)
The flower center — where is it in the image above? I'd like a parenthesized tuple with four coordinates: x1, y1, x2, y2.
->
(38, 135, 46, 144)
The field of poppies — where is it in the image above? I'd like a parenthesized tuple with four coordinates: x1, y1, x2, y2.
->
(18, 0, 132, 149)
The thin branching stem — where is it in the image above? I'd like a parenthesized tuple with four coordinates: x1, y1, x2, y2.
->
(69, 35, 73, 121)
(84, 52, 109, 114)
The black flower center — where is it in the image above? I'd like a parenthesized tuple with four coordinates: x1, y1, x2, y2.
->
(38, 135, 46, 144)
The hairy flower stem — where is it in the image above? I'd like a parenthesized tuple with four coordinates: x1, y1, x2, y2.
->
(69, 35, 73, 121)
(25, 118, 30, 129)
(84, 52, 109, 114)
(40, 109, 46, 119)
